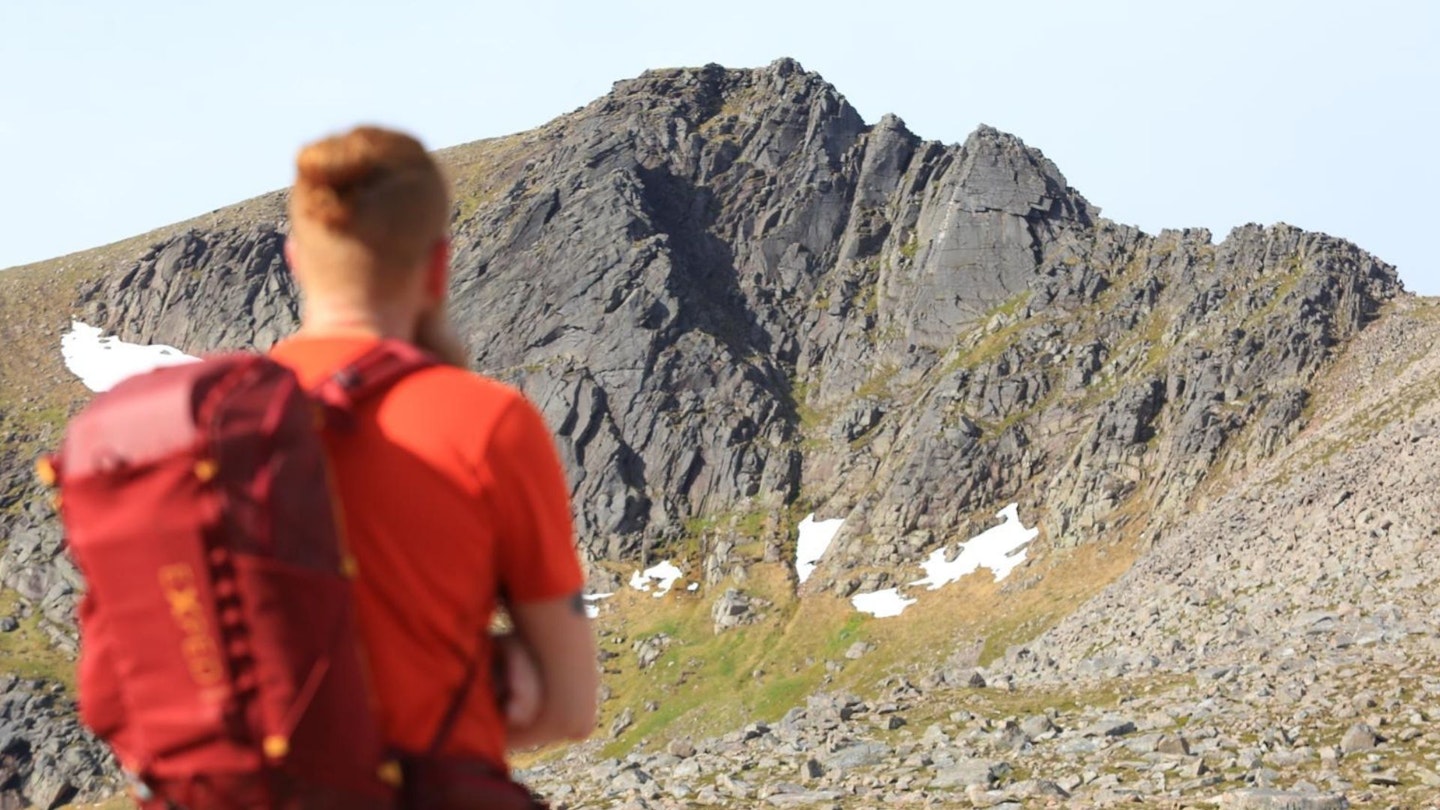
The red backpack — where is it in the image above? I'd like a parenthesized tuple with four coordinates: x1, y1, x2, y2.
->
(41, 341, 433, 809)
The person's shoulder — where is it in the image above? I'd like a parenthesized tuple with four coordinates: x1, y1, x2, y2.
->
(396, 367, 554, 456)
(398, 366, 534, 424)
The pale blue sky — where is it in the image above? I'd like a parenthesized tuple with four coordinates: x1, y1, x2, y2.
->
(2, 1, 1436, 292)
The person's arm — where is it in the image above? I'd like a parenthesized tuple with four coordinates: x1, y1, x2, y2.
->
(483, 394, 598, 750)
(491, 630, 541, 728)
(504, 594, 598, 749)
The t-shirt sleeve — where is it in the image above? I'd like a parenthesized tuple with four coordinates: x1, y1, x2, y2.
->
(484, 394, 586, 603)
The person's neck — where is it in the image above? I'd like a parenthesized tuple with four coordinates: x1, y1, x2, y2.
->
(296, 301, 419, 343)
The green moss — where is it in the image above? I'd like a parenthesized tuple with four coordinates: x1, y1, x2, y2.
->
(992, 290, 1032, 319)
(734, 510, 769, 538)
(684, 506, 778, 544)
(753, 675, 811, 718)
(821, 613, 865, 658)
(0, 588, 76, 690)
(598, 607, 765, 758)
(854, 364, 900, 402)
(862, 286, 880, 317)
(942, 292, 1039, 375)
(977, 395, 1051, 440)
(788, 376, 830, 434)
(945, 322, 1025, 374)
(1238, 255, 1308, 333)
(683, 514, 717, 537)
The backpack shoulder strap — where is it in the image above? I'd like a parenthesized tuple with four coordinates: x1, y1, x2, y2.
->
(312, 339, 481, 754)
(426, 588, 512, 757)
(311, 340, 438, 427)
(425, 651, 484, 757)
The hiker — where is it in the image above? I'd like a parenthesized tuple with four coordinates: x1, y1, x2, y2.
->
(269, 125, 598, 804)
(52, 123, 595, 808)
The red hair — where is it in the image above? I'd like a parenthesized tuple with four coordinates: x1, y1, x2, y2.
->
(289, 126, 450, 285)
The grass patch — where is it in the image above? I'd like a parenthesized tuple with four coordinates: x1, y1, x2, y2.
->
(682, 504, 783, 548)
(1135, 307, 1172, 372)
(943, 296, 1041, 374)
(733, 509, 769, 538)
(683, 514, 717, 537)
(853, 363, 900, 402)
(1237, 253, 1309, 334)
(584, 562, 880, 758)
(568, 516, 1148, 762)
(991, 289, 1032, 320)
(788, 375, 838, 436)
(0, 587, 76, 690)
(0, 264, 97, 464)
(753, 675, 810, 718)
(438, 133, 539, 224)
(821, 613, 865, 658)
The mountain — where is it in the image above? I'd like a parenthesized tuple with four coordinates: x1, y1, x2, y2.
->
(0, 59, 1429, 807)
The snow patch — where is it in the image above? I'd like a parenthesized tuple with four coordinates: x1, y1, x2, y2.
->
(61, 321, 197, 393)
(795, 513, 844, 584)
(629, 561, 684, 598)
(910, 503, 1039, 589)
(582, 592, 614, 619)
(848, 503, 1039, 619)
(850, 588, 917, 618)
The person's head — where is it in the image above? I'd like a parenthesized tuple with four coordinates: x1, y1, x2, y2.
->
(286, 126, 465, 362)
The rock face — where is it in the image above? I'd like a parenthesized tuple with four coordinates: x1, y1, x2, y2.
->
(0, 488, 81, 653)
(71, 59, 1399, 580)
(0, 675, 118, 808)
(0, 476, 116, 807)
(988, 297, 1440, 690)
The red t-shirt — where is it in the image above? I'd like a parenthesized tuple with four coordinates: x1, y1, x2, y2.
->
(269, 336, 584, 768)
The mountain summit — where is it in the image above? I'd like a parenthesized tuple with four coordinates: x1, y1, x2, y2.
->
(65, 59, 1399, 569)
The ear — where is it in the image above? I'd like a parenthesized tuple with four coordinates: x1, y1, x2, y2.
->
(283, 237, 297, 273)
(424, 238, 451, 304)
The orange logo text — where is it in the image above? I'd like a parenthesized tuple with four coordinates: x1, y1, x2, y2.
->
(158, 563, 226, 688)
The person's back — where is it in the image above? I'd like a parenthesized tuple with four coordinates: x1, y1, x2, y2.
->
(272, 126, 598, 805)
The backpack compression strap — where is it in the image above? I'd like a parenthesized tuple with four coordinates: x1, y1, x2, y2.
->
(311, 340, 439, 428)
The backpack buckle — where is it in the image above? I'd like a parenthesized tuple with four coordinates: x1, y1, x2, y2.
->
(35, 456, 59, 487)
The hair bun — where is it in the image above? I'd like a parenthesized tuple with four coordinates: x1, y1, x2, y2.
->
(293, 126, 428, 230)
(287, 125, 448, 275)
